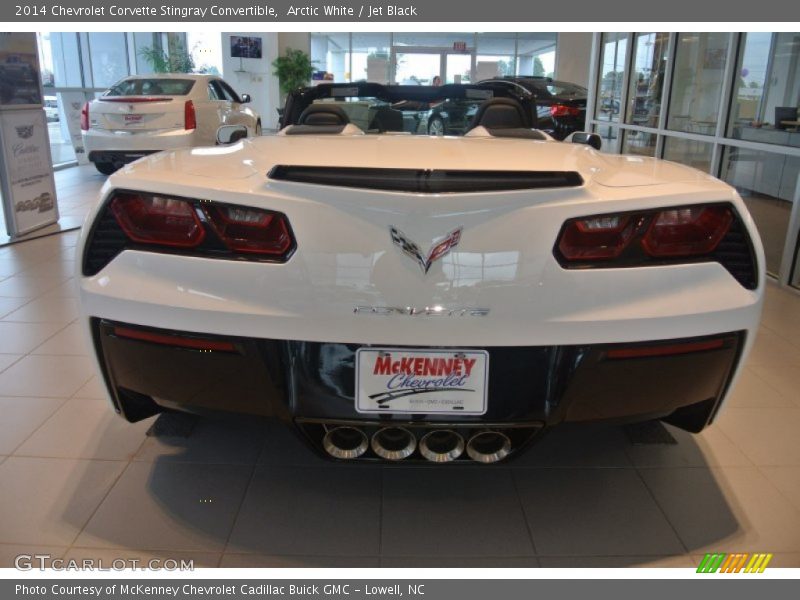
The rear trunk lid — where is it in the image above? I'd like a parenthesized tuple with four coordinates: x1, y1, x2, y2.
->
(90, 96, 186, 132)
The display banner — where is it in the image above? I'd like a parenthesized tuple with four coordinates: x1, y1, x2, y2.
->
(2, 0, 799, 23)
(0, 109, 59, 236)
(0, 32, 43, 109)
(1, 578, 798, 600)
(60, 92, 90, 166)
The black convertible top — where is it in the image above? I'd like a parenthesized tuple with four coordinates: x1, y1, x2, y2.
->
(280, 82, 539, 129)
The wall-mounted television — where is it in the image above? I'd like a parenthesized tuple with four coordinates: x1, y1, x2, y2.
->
(230, 36, 262, 59)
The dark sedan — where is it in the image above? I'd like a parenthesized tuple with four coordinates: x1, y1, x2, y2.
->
(478, 76, 587, 140)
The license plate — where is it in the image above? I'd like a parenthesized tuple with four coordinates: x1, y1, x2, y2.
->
(124, 114, 143, 126)
(355, 348, 489, 415)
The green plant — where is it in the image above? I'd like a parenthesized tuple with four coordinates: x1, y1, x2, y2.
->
(138, 43, 195, 74)
(272, 48, 315, 95)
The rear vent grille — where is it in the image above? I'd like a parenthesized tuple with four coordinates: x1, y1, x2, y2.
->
(268, 166, 583, 193)
(83, 208, 128, 276)
(712, 218, 758, 290)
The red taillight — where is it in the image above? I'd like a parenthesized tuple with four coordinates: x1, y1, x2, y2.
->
(557, 214, 637, 260)
(113, 326, 236, 352)
(550, 104, 580, 118)
(606, 338, 725, 359)
(110, 193, 205, 248)
(80, 102, 90, 131)
(642, 206, 733, 257)
(557, 205, 735, 264)
(184, 100, 196, 130)
(204, 204, 293, 255)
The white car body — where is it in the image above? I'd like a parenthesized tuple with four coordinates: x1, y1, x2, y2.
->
(81, 73, 260, 173)
(77, 126, 764, 463)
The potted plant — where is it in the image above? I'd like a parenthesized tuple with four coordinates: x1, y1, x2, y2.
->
(272, 48, 315, 97)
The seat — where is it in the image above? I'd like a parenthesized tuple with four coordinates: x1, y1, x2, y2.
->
(466, 97, 543, 140)
(368, 106, 405, 132)
(298, 104, 350, 126)
(468, 97, 531, 131)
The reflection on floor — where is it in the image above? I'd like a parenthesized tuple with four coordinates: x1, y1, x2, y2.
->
(0, 168, 799, 569)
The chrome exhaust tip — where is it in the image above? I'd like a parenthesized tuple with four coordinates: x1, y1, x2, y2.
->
(371, 427, 416, 461)
(466, 430, 512, 463)
(322, 426, 368, 459)
(419, 429, 465, 463)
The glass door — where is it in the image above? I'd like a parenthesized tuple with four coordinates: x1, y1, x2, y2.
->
(394, 52, 441, 86)
(446, 53, 472, 84)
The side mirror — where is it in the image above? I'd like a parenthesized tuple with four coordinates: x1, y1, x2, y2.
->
(240, 93, 251, 104)
(566, 131, 602, 151)
(216, 125, 248, 145)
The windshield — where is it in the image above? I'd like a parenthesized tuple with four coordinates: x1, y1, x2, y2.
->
(542, 81, 587, 98)
(105, 78, 195, 97)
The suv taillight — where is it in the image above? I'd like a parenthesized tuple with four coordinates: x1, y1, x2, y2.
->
(80, 102, 90, 131)
(554, 204, 757, 289)
(184, 100, 196, 130)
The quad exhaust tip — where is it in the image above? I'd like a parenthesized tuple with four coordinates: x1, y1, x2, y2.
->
(323, 426, 368, 459)
(466, 430, 512, 463)
(419, 429, 465, 463)
(371, 427, 417, 461)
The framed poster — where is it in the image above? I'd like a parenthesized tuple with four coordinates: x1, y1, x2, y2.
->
(0, 109, 59, 236)
(0, 32, 44, 110)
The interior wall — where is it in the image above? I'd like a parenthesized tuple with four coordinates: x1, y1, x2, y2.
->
(556, 32, 593, 87)
(221, 32, 281, 130)
(278, 32, 311, 56)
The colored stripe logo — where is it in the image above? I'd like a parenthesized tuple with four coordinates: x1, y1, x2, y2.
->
(697, 553, 773, 573)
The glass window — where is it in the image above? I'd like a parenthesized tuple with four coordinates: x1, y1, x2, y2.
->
(626, 32, 669, 127)
(351, 33, 390, 83)
(596, 33, 627, 124)
(728, 32, 800, 146)
(667, 33, 730, 134)
(721, 146, 799, 275)
(310, 33, 350, 83)
(594, 123, 620, 152)
(476, 33, 515, 80)
(621, 130, 657, 157)
(662, 136, 713, 172)
(105, 78, 195, 96)
(37, 32, 82, 88)
(516, 33, 557, 77)
(86, 33, 130, 88)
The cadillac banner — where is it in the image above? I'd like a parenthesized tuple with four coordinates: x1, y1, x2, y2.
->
(0, 108, 58, 236)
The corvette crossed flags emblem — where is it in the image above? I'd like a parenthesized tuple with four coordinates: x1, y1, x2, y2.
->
(389, 226, 463, 274)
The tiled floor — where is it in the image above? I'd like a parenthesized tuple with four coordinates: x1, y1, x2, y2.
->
(0, 166, 799, 568)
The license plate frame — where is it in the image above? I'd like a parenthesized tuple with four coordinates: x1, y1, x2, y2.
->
(355, 347, 489, 415)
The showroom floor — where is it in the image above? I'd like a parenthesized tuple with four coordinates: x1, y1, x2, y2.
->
(0, 165, 799, 569)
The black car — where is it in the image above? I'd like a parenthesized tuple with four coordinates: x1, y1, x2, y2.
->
(478, 76, 587, 140)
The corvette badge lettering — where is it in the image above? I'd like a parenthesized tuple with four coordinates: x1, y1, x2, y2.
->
(354, 306, 490, 317)
(390, 225, 462, 274)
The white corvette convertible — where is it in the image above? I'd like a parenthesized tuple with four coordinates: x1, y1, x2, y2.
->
(77, 83, 764, 464)
(81, 73, 261, 175)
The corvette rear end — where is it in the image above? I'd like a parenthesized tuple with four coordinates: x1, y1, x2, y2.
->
(77, 86, 764, 464)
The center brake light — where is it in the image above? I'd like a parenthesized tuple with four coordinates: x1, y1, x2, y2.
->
(557, 205, 734, 262)
(107, 192, 295, 260)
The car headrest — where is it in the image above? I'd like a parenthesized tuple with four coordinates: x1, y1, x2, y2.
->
(298, 104, 350, 126)
(468, 97, 530, 131)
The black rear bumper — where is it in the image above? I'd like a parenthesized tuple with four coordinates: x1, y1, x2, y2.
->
(88, 150, 157, 166)
(91, 319, 744, 441)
